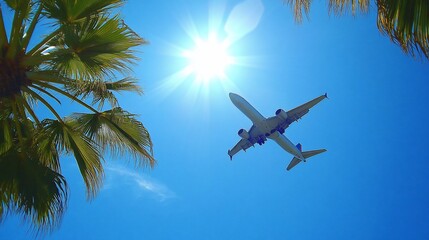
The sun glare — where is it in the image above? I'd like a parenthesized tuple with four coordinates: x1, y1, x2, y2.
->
(184, 36, 232, 82)
(154, 0, 264, 101)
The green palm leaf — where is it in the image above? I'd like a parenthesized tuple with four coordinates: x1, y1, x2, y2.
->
(328, 0, 369, 15)
(42, 0, 123, 24)
(377, 0, 429, 58)
(68, 108, 155, 168)
(46, 15, 145, 80)
(41, 119, 104, 198)
(285, 0, 369, 23)
(0, 144, 68, 234)
(284, 0, 429, 60)
(65, 77, 143, 109)
(0, 117, 13, 155)
(1, 0, 154, 232)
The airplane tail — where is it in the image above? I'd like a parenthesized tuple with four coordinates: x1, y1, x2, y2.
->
(286, 144, 326, 171)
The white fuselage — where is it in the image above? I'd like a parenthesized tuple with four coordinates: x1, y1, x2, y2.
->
(229, 93, 304, 160)
(229, 93, 265, 124)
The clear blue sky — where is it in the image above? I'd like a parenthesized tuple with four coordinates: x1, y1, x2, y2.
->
(1, 0, 429, 239)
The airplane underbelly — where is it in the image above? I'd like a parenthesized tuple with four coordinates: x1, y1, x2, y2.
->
(254, 121, 271, 134)
(268, 131, 304, 160)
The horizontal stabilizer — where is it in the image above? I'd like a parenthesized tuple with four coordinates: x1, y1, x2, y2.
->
(302, 149, 326, 159)
(286, 149, 326, 171)
(286, 157, 301, 171)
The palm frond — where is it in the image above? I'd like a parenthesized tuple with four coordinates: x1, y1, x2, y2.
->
(68, 108, 155, 168)
(35, 122, 60, 171)
(22, 86, 64, 121)
(48, 15, 145, 80)
(377, 0, 429, 58)
(105, 77, 143, 94)
(1, 0, 154, 232)
(69, 79, 117, 109)
(30, 84, 61, 105)
(285, 0, 370, 22)
(11, 101, 24, 143)
(41, 119, 104, 198)
(4, 0, 20, 10)
(42, 0, 123, 24)
(65, 77, 143, 109)
(32, 79, 98, 113)
(25, 70, 65, 84)
(5, 0, 31, 59)
(22, 2, 43, 51)
(26, 28, 61, 56)
(329, 0, 369, 15)
(0, 117, 13, 155)
(16, 93, 41, 125)
(0, 146, 68, 234)
(285, 0, 312, 23)
(0, 101, 35, 148)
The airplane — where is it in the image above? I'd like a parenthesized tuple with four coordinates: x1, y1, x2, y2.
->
(228, 92, 327, 171)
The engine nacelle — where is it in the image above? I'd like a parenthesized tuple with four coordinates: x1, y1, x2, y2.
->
(238, 129, 250, 139)
(275, 109, 288, 120)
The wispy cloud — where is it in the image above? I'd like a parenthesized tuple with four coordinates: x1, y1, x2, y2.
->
(104, 165, 176, 202)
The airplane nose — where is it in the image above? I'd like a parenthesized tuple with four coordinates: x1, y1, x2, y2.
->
(229, 92, 242, 101)
(229, 92, 236, 100)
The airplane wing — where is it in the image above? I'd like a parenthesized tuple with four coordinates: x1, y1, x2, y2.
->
(227, 139, 254, 160)
(228, 126, 260, 160)
(286, 94, 328, 123)
(264, 94, 328, 132)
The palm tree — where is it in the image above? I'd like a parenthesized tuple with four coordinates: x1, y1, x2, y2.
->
(0, 0, 155, 233)
(284, 0, 429, 59)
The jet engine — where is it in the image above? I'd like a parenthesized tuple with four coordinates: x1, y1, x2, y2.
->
(275, 109, 288, 120)
(238, 129, 250, 139)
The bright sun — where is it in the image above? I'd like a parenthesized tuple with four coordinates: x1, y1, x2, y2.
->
(183, 35, 233, 83)
(156, 1, 264, 100)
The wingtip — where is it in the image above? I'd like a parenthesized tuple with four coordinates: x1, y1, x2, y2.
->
(228, 150, 233, 161)
(324, 93, 329, 99)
